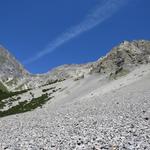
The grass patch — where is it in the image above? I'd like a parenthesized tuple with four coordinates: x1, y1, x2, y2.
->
(0, 94, 53, 117)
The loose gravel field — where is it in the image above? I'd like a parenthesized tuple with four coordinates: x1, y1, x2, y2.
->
(0, 66, 150, 150)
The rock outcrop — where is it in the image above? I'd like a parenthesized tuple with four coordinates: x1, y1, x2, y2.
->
(0, 46, 29, 90)
(89, 40, 150, 79)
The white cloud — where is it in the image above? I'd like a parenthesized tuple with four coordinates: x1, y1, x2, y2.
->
(24, 0, 129, 64)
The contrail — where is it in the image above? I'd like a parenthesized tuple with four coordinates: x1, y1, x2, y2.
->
(24, 0, 129, 64)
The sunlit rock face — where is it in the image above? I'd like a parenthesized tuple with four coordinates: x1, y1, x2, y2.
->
(89, 40, 150, 78)
(0, 46, 30, 90)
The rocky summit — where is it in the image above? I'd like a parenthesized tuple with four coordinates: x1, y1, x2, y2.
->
(0, 40, 150, 149)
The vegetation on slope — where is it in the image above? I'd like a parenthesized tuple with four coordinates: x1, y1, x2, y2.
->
(42, 87, 56, 92)
(0, 89, 29, 101)
(0, 93, 53, 117)
(0, 89, 29, 109)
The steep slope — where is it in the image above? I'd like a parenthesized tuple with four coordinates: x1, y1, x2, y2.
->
(0, 45, 29, 90)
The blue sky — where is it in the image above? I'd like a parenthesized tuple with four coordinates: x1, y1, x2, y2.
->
(0, 0, 150, 73)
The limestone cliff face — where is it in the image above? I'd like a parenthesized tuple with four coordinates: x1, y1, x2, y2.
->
(0, 46, 29, 89)
(89, 40, 150, 78)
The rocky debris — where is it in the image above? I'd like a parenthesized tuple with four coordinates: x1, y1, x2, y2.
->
(0, 70, 150, 149)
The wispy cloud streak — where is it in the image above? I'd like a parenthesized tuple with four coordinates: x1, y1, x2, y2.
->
(24, 0, 129, 64)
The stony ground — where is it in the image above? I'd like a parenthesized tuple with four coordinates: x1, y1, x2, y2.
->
(0, 66, 150, 150)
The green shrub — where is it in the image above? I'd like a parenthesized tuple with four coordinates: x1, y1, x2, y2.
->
(0, 89, 29, 109)
(0, 94, 53, 117)
(42, 87, 55, 92)
(0, 89, 29, 101)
